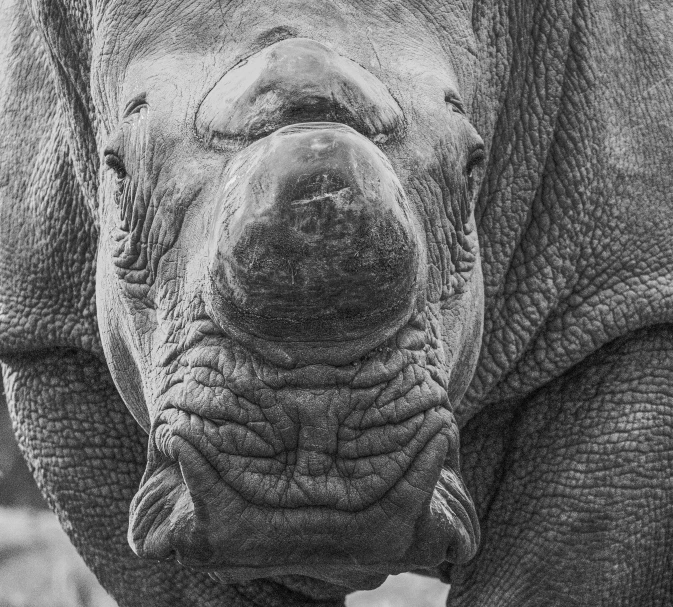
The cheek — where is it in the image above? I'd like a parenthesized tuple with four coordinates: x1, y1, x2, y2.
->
(442, 251, 485, 408)
(96, 232, 152, 431)
(96, 180, 215, 432)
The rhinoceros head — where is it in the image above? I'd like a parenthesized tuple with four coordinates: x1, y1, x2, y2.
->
(91, 0, 484, 589)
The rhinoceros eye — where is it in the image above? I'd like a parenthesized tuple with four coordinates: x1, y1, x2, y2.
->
(104, 152, 127, 182)
(466, 147, 484, 177)
(103, 106, 149, 232)
(123, 93, 148, 118)
(465, 146, 485, 199)
(444, 90, 465, 115)
(104, 151, 134, 230)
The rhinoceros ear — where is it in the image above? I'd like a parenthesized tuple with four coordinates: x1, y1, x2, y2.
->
(0, 0, 100, 357)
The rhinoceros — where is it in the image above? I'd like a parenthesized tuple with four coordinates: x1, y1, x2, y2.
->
(1, 0, 673, 604)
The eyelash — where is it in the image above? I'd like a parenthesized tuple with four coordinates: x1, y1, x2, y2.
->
(103, 143, 135, 233)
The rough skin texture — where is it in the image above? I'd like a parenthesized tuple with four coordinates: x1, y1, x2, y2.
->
(2, 350, 345, 606)
(0, 385, 46, 508)
(453, 326, 673, 605)
(1, 0, 673, 605)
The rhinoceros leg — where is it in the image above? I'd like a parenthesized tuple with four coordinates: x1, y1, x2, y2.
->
(451, 327, 673, 606)
(1, 350, 347, 607)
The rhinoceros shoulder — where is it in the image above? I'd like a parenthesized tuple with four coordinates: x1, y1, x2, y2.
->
(463, 0, 673, 417)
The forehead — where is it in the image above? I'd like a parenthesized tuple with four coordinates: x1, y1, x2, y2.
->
(95, 0, 473, 51)
(92, 0, 477, 111)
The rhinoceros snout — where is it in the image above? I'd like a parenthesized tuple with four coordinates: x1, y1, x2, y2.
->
(206, 122, 422, 356)
(195, 37, 404, 143)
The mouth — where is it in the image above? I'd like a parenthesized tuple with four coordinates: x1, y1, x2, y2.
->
(128, 310, 479, 589)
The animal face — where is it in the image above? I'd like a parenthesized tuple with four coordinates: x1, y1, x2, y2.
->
(92, 0, 484, 589)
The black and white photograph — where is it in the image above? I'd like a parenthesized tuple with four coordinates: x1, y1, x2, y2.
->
(0, 0, 671, 605)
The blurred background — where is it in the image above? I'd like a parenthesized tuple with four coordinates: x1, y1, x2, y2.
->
(0, 395, 449, 607)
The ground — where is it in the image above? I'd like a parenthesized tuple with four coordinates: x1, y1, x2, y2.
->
(0, 504, 448, 606)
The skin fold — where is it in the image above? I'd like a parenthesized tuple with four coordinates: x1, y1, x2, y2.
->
(0, 0, 672, 605)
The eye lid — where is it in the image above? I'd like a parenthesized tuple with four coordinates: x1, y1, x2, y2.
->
(123, 93, 148, 119)
(468, 144, 485, 163)
(103, 97, 149, 179)
(466, 144, 486, 175)
(444, 90, 466, 115)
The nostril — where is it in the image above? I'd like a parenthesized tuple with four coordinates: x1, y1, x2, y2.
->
(195, 38, 404, 145)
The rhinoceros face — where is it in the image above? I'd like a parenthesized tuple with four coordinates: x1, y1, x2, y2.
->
(92, 0, 484, 590)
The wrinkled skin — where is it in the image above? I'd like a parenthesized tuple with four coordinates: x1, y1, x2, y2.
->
(1, 0, 673, 605)
(0, 387, 46, 508)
